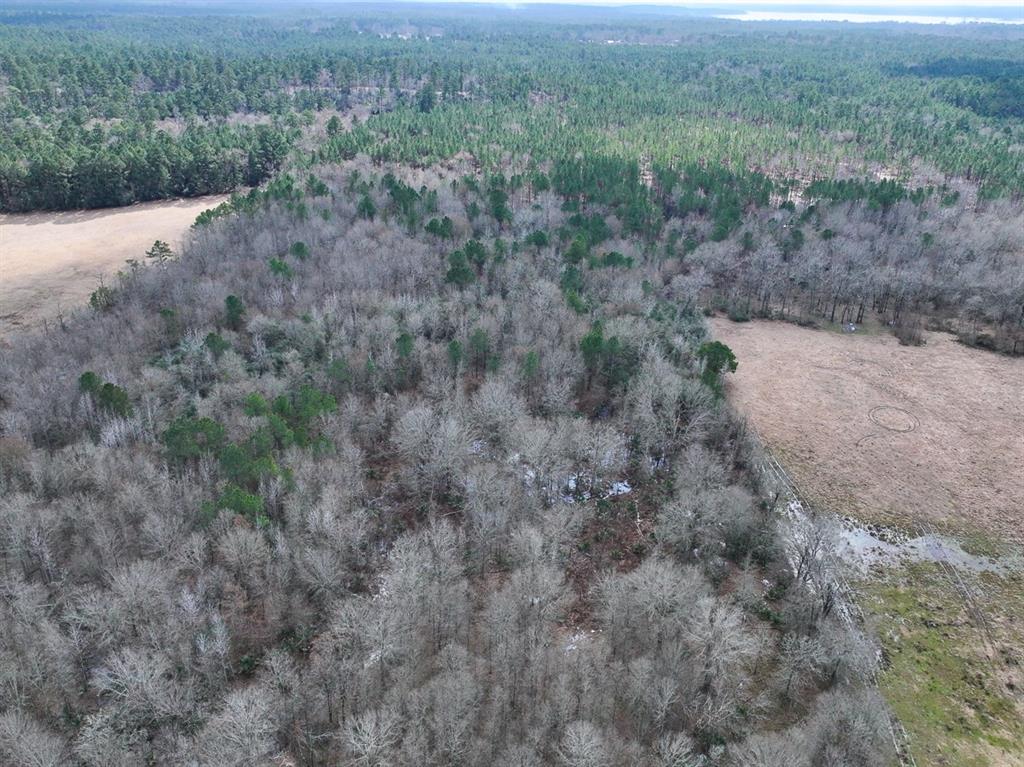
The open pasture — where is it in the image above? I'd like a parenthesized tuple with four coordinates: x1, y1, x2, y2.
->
(0, 196, 226, 335)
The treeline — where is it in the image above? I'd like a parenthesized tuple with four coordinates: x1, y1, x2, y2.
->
(0, 121, 292, 211)
(671, 187, 1024, 355)
(0, 158, 896, 766)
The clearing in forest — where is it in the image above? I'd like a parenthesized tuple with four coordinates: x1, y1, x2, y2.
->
(710, 317, 1024, 545)
(0, 196, 226, 335)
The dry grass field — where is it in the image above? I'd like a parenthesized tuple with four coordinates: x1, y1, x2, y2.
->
(712, 317, 1024, 766)
(710, 318, 1024, 545)
(0, 196, 226, 335)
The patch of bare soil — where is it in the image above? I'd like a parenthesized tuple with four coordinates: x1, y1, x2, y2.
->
(711, 318, 1024, 544)
(0, 195, 227, 335)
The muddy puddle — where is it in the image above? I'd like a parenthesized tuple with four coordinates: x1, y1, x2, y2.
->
(783, 498, 1017, 575)
(836, 517, 1017, 574)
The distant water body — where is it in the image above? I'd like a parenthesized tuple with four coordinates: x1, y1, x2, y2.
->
(718, 11, 1024, 23)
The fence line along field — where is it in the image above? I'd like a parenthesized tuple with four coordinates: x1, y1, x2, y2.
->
(710, 318, 1024, 545)
(0, 196, 226, 336)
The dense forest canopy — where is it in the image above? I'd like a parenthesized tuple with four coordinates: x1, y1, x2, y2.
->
(0, 151, 900, 767)
(0, 4, 1023, 764)
(2, 3, 1023, 212)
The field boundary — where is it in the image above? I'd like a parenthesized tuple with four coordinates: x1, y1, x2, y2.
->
(756, 439, 918, 767)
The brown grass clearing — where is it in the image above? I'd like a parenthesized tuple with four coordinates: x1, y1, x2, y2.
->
(710, 318, 1024, 545)
(0, 195, 227, 336)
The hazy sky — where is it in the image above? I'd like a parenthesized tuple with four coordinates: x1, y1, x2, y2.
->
(484, 0, 1023, 6)
(473, 0, 1023, 22)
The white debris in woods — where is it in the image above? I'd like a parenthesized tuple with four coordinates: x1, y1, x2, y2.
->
(605, 481, 632, 498)
(565, 629, 600, 653)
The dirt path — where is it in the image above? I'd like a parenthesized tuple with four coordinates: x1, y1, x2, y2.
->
(0, 196, 227, 335)
(710, 318, 1024, 544)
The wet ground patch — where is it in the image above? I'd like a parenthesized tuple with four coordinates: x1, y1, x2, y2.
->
(860, 563, 1024, 767)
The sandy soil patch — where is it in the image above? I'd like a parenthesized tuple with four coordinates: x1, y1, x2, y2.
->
(710, 318, 1024, 543)
(0, 195, 227, 335)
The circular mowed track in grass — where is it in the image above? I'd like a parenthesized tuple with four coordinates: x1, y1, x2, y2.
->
(869, 405, 920, 433)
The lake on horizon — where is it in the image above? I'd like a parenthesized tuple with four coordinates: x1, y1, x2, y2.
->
(718, 10, 1024, 23)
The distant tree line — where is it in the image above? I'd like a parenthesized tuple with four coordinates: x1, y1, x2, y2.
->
(2, 6, 1023, 212)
